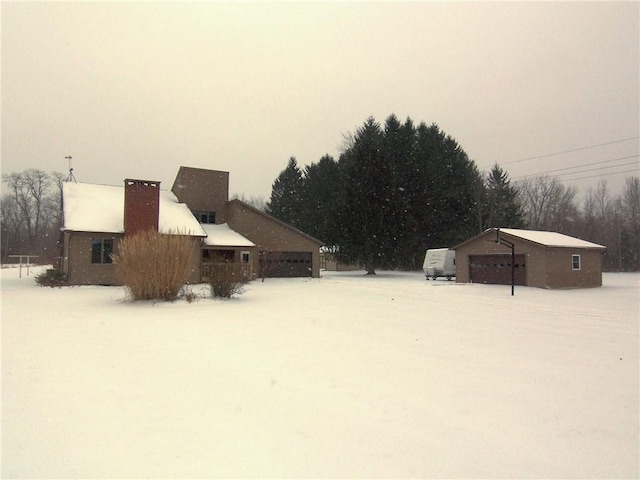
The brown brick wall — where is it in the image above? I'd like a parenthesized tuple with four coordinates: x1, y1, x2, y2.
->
(124, 179, 160, 236)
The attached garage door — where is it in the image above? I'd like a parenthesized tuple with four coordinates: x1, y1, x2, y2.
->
(469, 254, 527, 285)
(259, 251, 313, 278)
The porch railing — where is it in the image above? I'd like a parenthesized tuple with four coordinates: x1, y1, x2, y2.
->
(201, 262, 251, 282)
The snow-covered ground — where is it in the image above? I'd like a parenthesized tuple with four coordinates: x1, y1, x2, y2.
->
(2, 266, 638, 479)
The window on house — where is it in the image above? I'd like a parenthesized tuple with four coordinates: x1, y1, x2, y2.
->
(241, 251, 250, 263)
(91, 239, 113, 264)
(193, 210, 216, 224)
(572, 254, 581, 270)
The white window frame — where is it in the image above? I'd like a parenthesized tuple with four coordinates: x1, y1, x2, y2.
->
(241, 251, 250, 264)
(572, 254, 581, 271)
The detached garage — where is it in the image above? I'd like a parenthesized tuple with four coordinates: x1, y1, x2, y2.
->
(453, 228, 607, 289)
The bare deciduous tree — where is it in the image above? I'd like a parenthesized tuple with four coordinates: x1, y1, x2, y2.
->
(619, 177, 640, 270)
(1, 169, 63, 262)
(516, 175, 578, 232)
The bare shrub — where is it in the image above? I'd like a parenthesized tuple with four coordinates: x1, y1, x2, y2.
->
(180, 285, 199, 303)
(113, 230, 195, 301)
(208, 263, 245, 299)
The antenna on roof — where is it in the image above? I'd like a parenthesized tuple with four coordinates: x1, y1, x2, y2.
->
(65, 155, 77, 183)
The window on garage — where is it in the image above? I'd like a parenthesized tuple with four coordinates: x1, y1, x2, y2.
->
(572, 254, 581, 270)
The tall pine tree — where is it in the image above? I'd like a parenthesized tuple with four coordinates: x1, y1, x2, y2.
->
(482, 163, 524, 229)
(414, 122, 482, 250)
(334, 117, 388, 274)
(267, 157, 304, 227)
(299, 154, 343, 244)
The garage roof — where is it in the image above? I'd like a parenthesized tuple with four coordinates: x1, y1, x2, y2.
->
(453, 228, 606, 250)
(498, 228, 606, 249)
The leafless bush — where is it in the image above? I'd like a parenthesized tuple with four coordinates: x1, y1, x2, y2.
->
(208, 263, 245, 299)
(113, 230, 195, 301)
(179, 285, 200, 303)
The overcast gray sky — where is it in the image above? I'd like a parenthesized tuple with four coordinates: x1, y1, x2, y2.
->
(2, 1, 638, 199)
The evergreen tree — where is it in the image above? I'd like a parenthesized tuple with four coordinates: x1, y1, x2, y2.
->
(332, 116, 483, 272)
(414, 123, 482, 250)
(381, 115, 419, 269)
(299, 154, 343, 243)
(266, 157, 304, 227)
(333, 117, 388, 274)
(482, 163, 524, 229)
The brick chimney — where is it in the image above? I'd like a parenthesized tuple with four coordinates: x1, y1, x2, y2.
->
(124, 179, 160, 236)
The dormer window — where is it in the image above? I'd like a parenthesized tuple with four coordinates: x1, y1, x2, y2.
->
(193, 210, 215, 224)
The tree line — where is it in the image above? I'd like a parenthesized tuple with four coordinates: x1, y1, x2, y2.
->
(267, 114, 639, 272)
(1, 115, 638, 272)
(1, 169, 65, 264)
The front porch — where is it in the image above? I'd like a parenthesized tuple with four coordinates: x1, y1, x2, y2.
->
(201, 261, 252, 283)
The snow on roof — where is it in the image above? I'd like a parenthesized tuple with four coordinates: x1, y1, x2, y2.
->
(201, 223, 255, 247)
(499, 228, 606, 249)
(62, 182, 206, 236)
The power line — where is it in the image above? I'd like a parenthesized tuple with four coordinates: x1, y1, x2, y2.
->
(483, 136, 640, 168)
(554, 162, 639, 178)
(560, 168, 640, 182)
(512, 154, 640, 180)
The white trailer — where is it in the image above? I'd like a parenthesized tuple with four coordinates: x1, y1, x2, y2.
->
(423, 248, 456, 280)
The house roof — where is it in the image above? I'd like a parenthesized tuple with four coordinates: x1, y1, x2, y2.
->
(62, 182, 207, 236)
(201, 223, 256, 247)
(453, 228, 606, 250)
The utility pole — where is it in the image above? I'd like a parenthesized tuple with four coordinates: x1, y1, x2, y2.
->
(495, 228, 515, 296)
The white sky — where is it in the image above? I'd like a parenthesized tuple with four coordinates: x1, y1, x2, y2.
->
(2, 1, 638, 199)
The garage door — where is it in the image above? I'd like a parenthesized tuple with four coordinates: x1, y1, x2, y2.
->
(469, 254, 527, 285)
(259, 251, 313, 278)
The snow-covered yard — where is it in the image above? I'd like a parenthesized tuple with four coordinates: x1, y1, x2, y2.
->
(2, 266, 638, 478)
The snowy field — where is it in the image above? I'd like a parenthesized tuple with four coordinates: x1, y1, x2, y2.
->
(2, 266, 639, 479)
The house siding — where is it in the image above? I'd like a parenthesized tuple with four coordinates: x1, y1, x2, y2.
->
(64, 232, 202, 286)
(65, 232, 122, 286)
(225, 202, 322, 278)
(171, 167, 229, 224)
(544, 248, 603, 288)
(526, 248, 547, 288)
